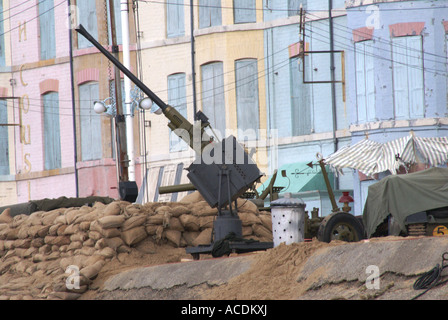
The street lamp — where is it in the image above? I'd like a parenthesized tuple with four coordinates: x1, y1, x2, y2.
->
(93, 97, 116, 117)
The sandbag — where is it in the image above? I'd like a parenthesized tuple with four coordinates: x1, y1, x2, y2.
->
(170, 205, 191, 217)
(80, 260, 105, 280)
(192, 228, 212, 246)
(96, 247, 115, 259)
(179, 231, 197, 246)
(102, 202, 121, 216)
(95, 237, 123, 251)
(0, 208, 13, 224)
(78, 221, 91, 232)
(121, 226, 147, 247)
(97, 215, 125, 229)
(65, 208, 80, 225)
(238, 212, 261, 226)
(193, 203, 218, 217)
(63, 224, 79, 235)
(144, 225, 160, 236)
(164, 230, 182, 247)
(124, 204, 142, 217)
(198, 216, 214, 230)
(242, 226, 253, 236)
(48, 224, 62, 236)
(258, 214, 272, 231)
(235, 199, 259, 213)
(88, 231, 102, 241)
(180, 191, 203, 203)
(147, 214, 164, 225)
(121, 215, 146, 231)
(27, 225, 50, 238)
(41, 210, 62, 226)
(23, 211, 43, 227)
(101, 228, 121, 239)
(179, 214, 200, 231)
(252, 224, 272, 239)
(53, 215, 67, 225)
(166, 217, 184, 232)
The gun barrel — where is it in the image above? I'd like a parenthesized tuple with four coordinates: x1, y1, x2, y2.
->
(75, 24, 167, 112)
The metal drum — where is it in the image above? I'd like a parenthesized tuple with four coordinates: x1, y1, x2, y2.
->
(271, 193, 306, 247)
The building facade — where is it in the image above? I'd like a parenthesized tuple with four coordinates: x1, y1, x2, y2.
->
(0, 0, 142, 206)
(136, 0, 448, 216)
(0, 0, 76, 206)
(344, 0, 448, 214)
(1, 0, 447, 217)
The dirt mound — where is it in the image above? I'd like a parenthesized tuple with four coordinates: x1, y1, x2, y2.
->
(205, 240, 344, 300)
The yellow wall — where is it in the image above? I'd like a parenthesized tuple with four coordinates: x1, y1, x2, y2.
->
(137, 0, 268, 174)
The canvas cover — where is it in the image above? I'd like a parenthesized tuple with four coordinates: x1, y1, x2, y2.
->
(362, 167, 448, 238)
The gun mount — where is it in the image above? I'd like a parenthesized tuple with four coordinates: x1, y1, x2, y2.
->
(76, 25, 271, 258)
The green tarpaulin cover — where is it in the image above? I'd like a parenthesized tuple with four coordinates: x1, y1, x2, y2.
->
(362, 167, 448, 238)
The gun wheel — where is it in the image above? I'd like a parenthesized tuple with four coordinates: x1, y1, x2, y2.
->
(317, 212, 365, 243)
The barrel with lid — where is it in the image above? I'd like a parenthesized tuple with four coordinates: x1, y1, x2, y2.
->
(270, 193, 306, 247)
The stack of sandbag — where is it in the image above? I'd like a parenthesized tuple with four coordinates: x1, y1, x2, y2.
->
(144, 191, 273, 248)
(0, 193, 272, 300)
(0, 201, 149, 300)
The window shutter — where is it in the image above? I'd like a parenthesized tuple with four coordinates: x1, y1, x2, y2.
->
(107, 0, 123, 45)
(355, 42, 367, 123)
(392, 37, 409, 119)
(235, 59, 259, 139)
(290, 57, 311, 135)
(199, 0, 222, 28)
(234, 0, 256, 24)
(43, 92, 61, 170)
(39, 0, 56, 60)
(201, 62, 226, 136)
(406, 36, 424, 118)
(168, 74, 188, 152)
(167, 0, 185, 38)
(0, 100, 8, 174)
(288, 0, 302, 17)
(0, 1, 6, 66)
(78, 1, 98, 48)
(365, 43, 376, 121)
(79, 82, 102, 160)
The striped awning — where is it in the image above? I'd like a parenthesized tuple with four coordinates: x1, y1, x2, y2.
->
(324, 133, 448, 177)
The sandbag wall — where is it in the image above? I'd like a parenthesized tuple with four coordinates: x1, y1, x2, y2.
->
(0, 193, 272, 300)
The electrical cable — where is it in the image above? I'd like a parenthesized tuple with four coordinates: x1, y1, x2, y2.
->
(137, 0, 448, 13)
(305, 11, 448, 64)
(411, 252, 448, 300)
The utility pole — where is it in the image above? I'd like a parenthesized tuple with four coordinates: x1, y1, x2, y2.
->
(121, 0, 136, 182)
(109, 0, 128, 183)
(190, 0, 197, 120)
(109, 0, 138, 201)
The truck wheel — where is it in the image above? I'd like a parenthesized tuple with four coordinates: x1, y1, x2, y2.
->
(317, 212, 365, 243)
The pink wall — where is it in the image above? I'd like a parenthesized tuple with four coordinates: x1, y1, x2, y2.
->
(10, 1, 76, 203)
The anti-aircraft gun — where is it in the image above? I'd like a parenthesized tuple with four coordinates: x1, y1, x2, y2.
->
(75, 25, 273, 259)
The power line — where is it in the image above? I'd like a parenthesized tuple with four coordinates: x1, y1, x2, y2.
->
(304, 23, 448, 78)
(0, 0, 65, 38)
(137, 0, 448, 13)
(0, 0, 43, 26)
(305, 11, 448, 63)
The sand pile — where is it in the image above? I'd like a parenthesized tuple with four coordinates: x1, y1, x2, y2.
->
(0, 192, 272, 300)
(206, 240, 344, 300)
